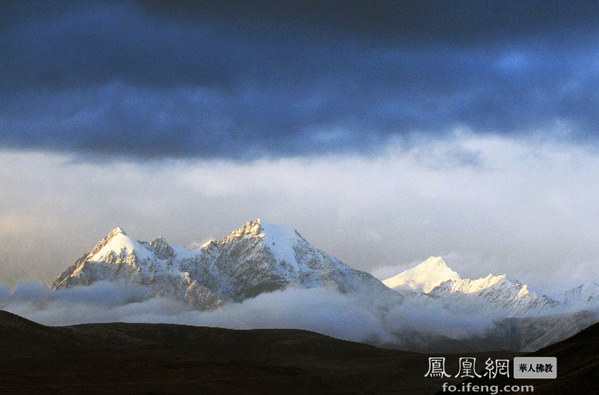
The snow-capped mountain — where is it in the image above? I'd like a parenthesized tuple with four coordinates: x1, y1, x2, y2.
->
(31, 225, 599, 354)
(562, 280, 599, 307)
(383, 257, 558, 316)
(53, 219, 391, 309)
(382, 256, 460, 293)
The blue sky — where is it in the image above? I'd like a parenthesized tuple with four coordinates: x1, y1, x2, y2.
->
(1, 1, 599, 292)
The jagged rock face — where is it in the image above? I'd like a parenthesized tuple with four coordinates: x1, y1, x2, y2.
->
(149, 237, 175, 260)
(53, 219, 390, 309)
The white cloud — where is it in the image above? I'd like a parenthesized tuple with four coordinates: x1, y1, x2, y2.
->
(0, 132, 598, 292)
(1, 282, 499, 348)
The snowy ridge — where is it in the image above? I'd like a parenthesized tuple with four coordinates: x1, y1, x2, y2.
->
(384, 257, 559, 316)
(53, 219, 392, 309)
(436, 274, 521, 295)
(431, 274, 558, 316)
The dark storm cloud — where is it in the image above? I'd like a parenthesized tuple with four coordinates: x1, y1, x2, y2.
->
(1, 0, 599, 159)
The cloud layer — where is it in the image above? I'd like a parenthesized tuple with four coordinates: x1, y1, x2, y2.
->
(2, 1, 599, 159)
(1, 133, 598, 293)
(1, 281, 498, 348)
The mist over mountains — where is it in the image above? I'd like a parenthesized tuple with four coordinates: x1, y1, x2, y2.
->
(1, 219, 598, 354)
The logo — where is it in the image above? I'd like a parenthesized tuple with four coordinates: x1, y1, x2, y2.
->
(513, 357, 557, 379)
(426, 356, 557, 380)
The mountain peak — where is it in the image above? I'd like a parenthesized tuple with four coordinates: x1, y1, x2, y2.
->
(85, 226, 128, 259)
(108, 226, 126, 238)
(54, 219, 391, 307)
(85, 227, 151, 263)
(421, 256, 449, 268)
(220, 219, 263, 243)
(218, 219, 302, 244)
(383, 256, 461, 293)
